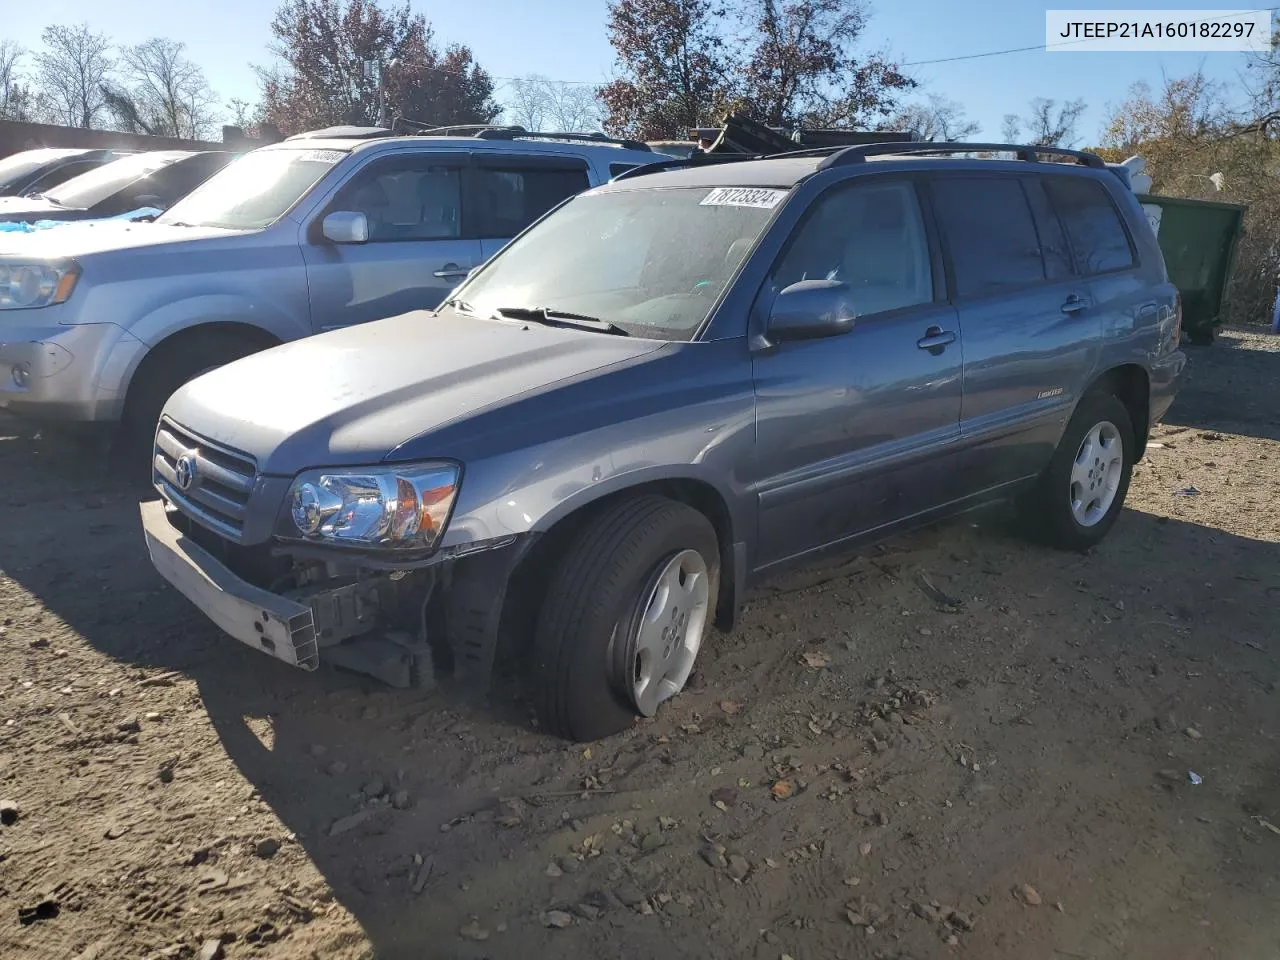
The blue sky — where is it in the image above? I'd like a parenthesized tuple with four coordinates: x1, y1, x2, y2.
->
(8, 0, 1270, 142)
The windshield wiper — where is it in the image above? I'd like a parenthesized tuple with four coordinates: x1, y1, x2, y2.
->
(26, 193, 65, 206)
(493, 305, 630, 336)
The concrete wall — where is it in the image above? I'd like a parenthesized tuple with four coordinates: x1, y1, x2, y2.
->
(0, 120, 283, 159)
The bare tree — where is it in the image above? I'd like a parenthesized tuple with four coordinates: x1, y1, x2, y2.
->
(0, 40, 35, 121)
(506, 75, 603, 131)
(545, 82, 603, 131)
(1019, 97, 1087, 146)
(1000, 113, 1020, 141)
(120, 38, 219, 139)
(227, 97, 260, 129)
(885, 93, 978, 141)
(34, 24, 114, 128)
(505, 76, 551, 130)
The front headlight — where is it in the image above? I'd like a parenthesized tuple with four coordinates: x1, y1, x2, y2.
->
(278, 462, 461, 553)
(0, 261, 80, 310)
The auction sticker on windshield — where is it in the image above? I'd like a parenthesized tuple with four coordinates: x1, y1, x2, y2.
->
(293, 150, 346, 164)
(701, 187, 788, 208)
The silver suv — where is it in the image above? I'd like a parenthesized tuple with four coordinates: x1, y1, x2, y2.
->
(0, 127, 662, 447)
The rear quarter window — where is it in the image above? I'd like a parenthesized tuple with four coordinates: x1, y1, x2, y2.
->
(1043, 176, 1137, 275)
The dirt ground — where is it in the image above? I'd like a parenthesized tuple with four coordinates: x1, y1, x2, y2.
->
(0, 328, 1277, 960)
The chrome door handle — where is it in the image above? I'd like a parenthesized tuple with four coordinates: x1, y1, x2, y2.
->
(1061, 294, 1091, 314)
(433, 263, 471, 279)
(917, 326, 957, 351)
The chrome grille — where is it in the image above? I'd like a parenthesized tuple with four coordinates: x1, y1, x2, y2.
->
(153, 418, 257, 541)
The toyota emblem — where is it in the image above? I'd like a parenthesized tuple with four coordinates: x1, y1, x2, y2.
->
(175, 453, 198, 491)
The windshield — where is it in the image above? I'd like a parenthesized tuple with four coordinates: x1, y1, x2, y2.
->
(0, 150, 74, 190)
(45, 152, 178, 208)
(158, 148, 344, 230)
(455, 186, 785, 340)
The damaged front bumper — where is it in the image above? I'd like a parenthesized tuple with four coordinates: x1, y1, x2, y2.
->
(140, 499, 533, 688)
(142, 499, 322, 669)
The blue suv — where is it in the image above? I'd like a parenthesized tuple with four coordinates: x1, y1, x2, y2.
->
(142, 141, 1186, 742)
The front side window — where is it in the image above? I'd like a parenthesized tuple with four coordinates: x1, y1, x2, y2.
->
(770, 180, 933, 317)
(473, 164, 589, 238)
(332, 157, 462, 241)
(454, 185, 782, 340)
(158, 148, 344, 230)
(932, 177, 1046, 297)
(1044, 176, 1137, 275)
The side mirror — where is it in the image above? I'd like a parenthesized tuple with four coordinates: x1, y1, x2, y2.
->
(134, 194, 164, 209)
(322, 210, 369, 244)
(767, 279, 857, 342)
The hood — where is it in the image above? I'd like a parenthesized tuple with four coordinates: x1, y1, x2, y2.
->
(0, 220, 240, 257)
(0, 195, 72, 222)
(166, 310, 665, 474)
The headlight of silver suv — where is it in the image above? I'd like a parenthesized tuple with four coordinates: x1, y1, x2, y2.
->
(279, 462, 461, 552)
(0, 262, 80, 310)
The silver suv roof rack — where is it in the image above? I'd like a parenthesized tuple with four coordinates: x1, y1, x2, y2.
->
(403, 122, 652, 152)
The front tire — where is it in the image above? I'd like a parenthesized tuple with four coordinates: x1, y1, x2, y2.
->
(1023, 392, 1135, 551)
(533, 497, 720, 742)
(118, 331, 265, 475)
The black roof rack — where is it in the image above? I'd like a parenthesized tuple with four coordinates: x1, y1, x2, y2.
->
(611, 138, 1111, 185)
(816, 141, 1107, 170)
(415, 123, 524, 136)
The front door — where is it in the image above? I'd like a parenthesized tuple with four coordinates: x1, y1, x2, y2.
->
(302, 152, 480, 331)
(751, 178, 964, 573)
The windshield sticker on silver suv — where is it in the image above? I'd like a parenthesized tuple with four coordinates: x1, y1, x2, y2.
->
(700, 187, 787, 209)
(294, 150, 346, 164)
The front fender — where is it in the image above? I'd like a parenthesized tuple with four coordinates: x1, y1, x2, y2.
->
(128, 293, 309, 348)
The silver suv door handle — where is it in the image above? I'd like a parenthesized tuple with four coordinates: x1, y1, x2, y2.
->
(1061, 294, 1091, 314)
(917, 326, 957, 351)
(433, 263, 471, 279)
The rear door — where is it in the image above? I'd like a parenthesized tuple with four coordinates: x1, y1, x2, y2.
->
(302, 150, 479, 331)
(1041, 173, 1147, 345)
(928, 173, 1097, 492)
(473, 155, 590, 261)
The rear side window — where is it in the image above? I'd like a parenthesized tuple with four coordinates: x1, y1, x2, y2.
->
(1044, 176, 1137, 275)
(473, 164, 589, 239)
(931, 178, 1045, 297)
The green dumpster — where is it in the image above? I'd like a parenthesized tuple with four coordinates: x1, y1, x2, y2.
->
(1137, 194, 1245, 345)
